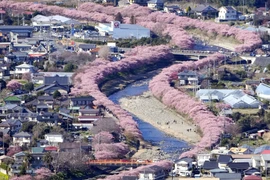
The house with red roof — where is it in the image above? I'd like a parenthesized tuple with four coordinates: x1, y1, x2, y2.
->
(44, 146, 58, 152)
(243, 175, 262, 180)
(261, 150, 270, 154)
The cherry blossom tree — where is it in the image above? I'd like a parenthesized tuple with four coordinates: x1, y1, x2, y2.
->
(6, 146, 22, 157)
(7, 79, 21, 91)
(149, 54, 233, 158)
(92, 131, 114, 145)
(10, 175, 32, 180)
(35, 167, 53, 180)
(22, 72, 31, 81)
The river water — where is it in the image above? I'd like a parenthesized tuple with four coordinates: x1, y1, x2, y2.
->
(109, 79, 190, 161)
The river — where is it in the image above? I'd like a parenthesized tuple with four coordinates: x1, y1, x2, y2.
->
(109, 78, 191, 161)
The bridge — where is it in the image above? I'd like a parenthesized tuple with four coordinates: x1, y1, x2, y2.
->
(86, 159, 153, 167)
(172, 49, 226, 60)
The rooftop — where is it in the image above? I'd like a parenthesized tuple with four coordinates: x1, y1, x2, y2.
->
(13, 131, 32, 138)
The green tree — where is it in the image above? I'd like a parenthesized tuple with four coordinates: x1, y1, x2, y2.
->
(258, 108, 266, 118)
(114, 12, 123, 23)
(43, 152, 53, 169)
(24, 153, 33, 169)
(19, 163, 27, 175)
(37, 91, 45, 96)
(32, 122, 50, 140)
(0, 80, 6, 90)
(21, 122, 36, 133)
(64, 63, 75, 72)
(53, 90, 61, 99)
(24, 82, 34, 92)
(237, 117, 252, 132)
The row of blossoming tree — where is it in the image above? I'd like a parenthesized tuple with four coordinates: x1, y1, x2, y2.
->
(0, 1, 262, 179)
(149, 53, 233, 158)
(0, 1, 262, 52)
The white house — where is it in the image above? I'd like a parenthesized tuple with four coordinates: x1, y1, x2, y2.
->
(44, 133, 64, 146)
(147, 0, 164, 10)
(252, 154, 270, 171)
(196, 89, 260, 108)
(218, 6, 238, 21)
(256, 83, 270, 100)
(13, 132, 32, 147)
(197, 153, 211, 167)
(173, 157, 193, 176)
(223, 94, 260, 109)
(138, 165, 165, 180)
(15, 63, 36, 75)
(95, 21, 150, 39)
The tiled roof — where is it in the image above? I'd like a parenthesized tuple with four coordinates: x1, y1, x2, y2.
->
(261, 150, 270, 154)
(44, 75, 69, 86)
(31, 147, 44, 154)
(13, 131, 32, 137)
(78, 44, 96, 50)
(44, 146, 58, 151)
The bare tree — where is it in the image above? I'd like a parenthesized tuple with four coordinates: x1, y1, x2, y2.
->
(98, 46, 110, 60)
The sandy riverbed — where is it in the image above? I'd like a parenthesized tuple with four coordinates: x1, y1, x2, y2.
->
(119, 91, 201, 144)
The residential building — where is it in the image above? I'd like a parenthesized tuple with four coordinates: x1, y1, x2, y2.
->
(70, 96, 95, 107)
(0, 119, 21, 133)
(218, 6, 238, 21)
(223, 94, 260, 109)
(196, 89, 260, 108)
(31, 15, 80, 28)
(79, 108, 101, 116)
(217, 155, 232, 169)
(164, 5, 182, 15)
(245, 80, 261, 90)
(34, 75, 70, 95)
(0, 26, 34, 38)
(226, 162, 249, 174)
(15, 63, 36, 75)
(193, 5, 218, 18)
(147, 0, 164, 10)
(244, 167, 261, 176)
(44, 133, 64, 146)
(229, 147, 250, 154)
(13, 131, 32, 146)
(178, 70, 199, 85)
(197, 153, 211, 167)
(173, 157, 193, 176)
(243, 175, 262, 180)
(138, 165, 165, 180)
(59, 142, 91, 153)
(36, 112, 59, 125)
(128, 0, 148, 6)
(4, 96, 22, 105)
(95, 21, 150, 39)
(202, 159, 219, 175)
(214, 173, 242, 179)
(31, 147, 45, 169)
(252, 153, 270, 172)
(78, 44, 96, 53)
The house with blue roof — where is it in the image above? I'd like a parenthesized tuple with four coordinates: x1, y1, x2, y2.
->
(197, 89, 260, 108)
(256, 83, 270, 100)
(95, 21, 150, 40)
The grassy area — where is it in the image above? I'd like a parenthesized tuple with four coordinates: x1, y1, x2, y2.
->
(16, 80, 28, 85)
(232, 108, 261, 115)
(0, 172, 9, 180)
(238, 138, 268, 147)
